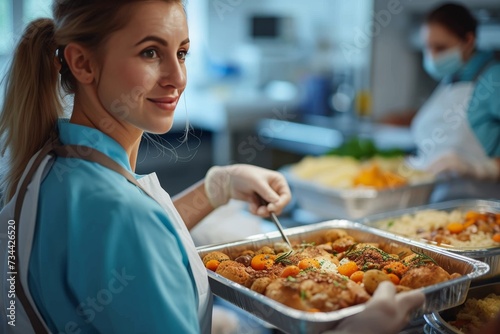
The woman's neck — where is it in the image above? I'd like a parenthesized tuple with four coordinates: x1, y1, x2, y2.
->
(70, 95, 142, 171)
(463, 47, 476, 63)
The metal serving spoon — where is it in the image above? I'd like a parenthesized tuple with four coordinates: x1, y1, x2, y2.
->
(269, 211, 293, 248)
(259, 196, 292, 248)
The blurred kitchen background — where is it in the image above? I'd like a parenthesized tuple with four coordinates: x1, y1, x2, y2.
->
(1, 0, 500, 196)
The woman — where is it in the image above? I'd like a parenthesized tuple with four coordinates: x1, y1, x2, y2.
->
(0, 1, 422, 333)
(408, 3, 500, 184)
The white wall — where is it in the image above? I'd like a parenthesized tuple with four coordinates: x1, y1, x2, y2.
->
(370, 0, 430, 118)
(206, 0, 374, 87)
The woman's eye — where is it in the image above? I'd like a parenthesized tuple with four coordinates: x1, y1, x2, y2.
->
(177, 50, 189, 61)
(141, 49, 158, 59)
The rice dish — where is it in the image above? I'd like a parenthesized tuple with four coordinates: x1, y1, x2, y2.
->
(376, 210, 500, 248)
(449, 293, 500, 333)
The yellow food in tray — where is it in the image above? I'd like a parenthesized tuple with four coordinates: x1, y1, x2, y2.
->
(353, 164, 407, 189)
(201, 229, 461, 313)
(378, 210, 500, 248)
(291, 156, 432, 190)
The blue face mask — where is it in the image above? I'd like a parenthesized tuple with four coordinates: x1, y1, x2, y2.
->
(423, 47, 464, 80)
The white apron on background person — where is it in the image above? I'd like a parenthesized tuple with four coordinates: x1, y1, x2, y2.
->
(410, 80, 499, 201)
(410, 81, 488, 170)
(136, 173, 212, 334)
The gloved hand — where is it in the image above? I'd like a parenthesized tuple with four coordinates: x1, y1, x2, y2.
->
(324, 281, 425, 334)
(205, 164, 291, 217)
(426, 152, 499, 180)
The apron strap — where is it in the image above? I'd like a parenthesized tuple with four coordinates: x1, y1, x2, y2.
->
(51, 145, 153, 198)
(13, 138, 58, 334)
(13, 141, 155, 334)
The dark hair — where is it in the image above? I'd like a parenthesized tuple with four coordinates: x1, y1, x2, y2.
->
(426, 3, 478, 40)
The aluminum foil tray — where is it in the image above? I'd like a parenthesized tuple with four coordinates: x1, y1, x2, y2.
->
(197, 220, 489, 334)
(424, 283, 500, 334)
(361, 199, 500, 279)
(284, 170, 436, 219)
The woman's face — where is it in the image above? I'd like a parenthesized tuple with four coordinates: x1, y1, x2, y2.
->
(96, 1, 189, 134)
(422, 23, 472, 59)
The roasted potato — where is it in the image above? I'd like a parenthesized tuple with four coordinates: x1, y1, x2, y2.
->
(363, 269, 390, 295)
(255, 246, 275, 255)
(324, 229, 348, 243)
(274, 242, 293, 254)
(202, 251, 230, 265)
(251, 277, 273, 294)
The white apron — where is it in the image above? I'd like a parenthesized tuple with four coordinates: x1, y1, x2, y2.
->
(409, 81, 489, 170)
(1, 143, 212, 333)
(410, 61, 500, 201)
(0, 151, 54, 334)
(136, 173, 212, 334)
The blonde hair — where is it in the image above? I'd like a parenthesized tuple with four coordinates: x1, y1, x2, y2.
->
(0, 0, 183, 205)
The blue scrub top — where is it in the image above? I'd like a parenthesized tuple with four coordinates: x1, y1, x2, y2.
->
(451, 50, 500, 157)
(29, 120, 200, 333)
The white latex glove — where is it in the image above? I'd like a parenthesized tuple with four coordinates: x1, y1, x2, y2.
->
(325, 281, 425, 334)
(205, 164, 291, 217)
(426, 152, 499, 181)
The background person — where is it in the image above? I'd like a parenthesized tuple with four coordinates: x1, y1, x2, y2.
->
(409, 3, 500, 183)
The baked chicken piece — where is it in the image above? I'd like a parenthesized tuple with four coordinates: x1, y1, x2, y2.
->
(215, 260, 251, 286)
(265, 271, 370, 312)
(400, 264, 455, 289)
(289, 244, 340, 266)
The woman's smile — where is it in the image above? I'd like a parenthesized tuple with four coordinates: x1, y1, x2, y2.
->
(147, 96, 179, 112)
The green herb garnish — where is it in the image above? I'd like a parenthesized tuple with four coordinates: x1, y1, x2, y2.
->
(398, 251, 408, 259)
(275, 250, 294, 266)
(300, 267, 317, 274)
(299, 241, 316, 249)
(300, 290, 307, 300)
(344, 243, 358, 257)
(410, 249, 438, 266)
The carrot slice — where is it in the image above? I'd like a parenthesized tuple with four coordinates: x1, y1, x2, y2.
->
(337, 261, 359, 277)
(447, 222, 464, 234)
(205, 260, 220, 271)
(387, 273, 400, 285)
(251, 254, 275, 270)
(298, 258, 321, 270)
(493, 233, 500, 243)
(350, 271, 364, 283)
(462, 219, 476, 229)
(281, 265, 301, 278)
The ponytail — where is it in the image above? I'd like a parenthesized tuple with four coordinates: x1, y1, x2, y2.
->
(0, 18, 63, 204)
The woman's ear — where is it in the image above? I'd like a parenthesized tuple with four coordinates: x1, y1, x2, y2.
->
(64, 42, 96, 85)
(464, 32, 476, 52)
